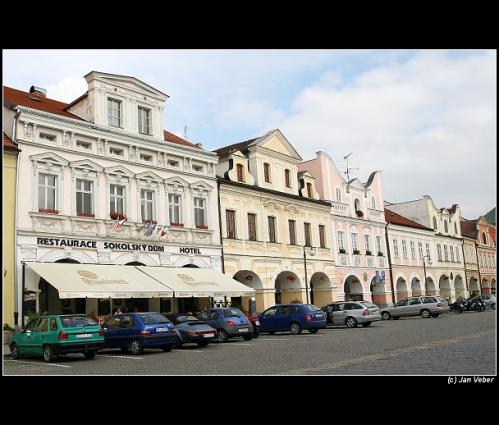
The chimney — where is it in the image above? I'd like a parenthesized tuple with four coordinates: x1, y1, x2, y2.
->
(29, 86, 47, 97)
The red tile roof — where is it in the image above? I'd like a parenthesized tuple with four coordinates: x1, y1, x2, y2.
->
(163, 130, 200, 149)
(213, 138, 259, 157)
(3, 86, 83, 120)
(489, 226, 496, 245)
(385, 208, 433, 231)
(3, 132, 19, 150)
(460, 219, 478, 239)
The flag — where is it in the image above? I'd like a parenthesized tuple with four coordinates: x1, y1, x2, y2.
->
(112, 217, 127, 231)
(160, 225, 169, 237)
(144, 222, 155, 237)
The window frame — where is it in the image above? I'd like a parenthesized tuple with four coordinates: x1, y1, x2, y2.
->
(76, 179, 94, 216)
(226, 209, 236, 239)
(248, 213, 257, 241)
(107, 97, 122, 128)
(268, 216, 277, 243)
(38, 173, 57, 211)
(141, 189, 155, 222)
(288, 219, 296, 245)
(138, 105, 152, 135)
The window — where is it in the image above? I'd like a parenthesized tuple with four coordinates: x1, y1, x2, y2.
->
(268, 216, 277, 243)
(226, 210, 236, 239)
(288, 220, 296, 245)
(437, 244, 442, 261)
(167, 160, 179, 167)
(418, 242, 424, 259)
(371, 196, 376, 209)
(138, 106, 151, 135)
(140, 153, 153, 162)
(248, 213, 257, 241)
(306, 182, 313, 197)
(192, 165, 203, 172)
(49, 318, 57, 331)
(304, 223, 311, 247)
(376, 235, 383, 255)
(76, 140, 91, 150)
(107, 98, 122, 127)
(351, 233, 359, 252)
(364, 234, 371, 253)
(319, 225, 326, 249)
(109, 147, 124, 157)
(76, 179, 93, 215)
(443, 245, 449, 261)
(393, 239, 399, 257)
(444, 220, 448, 233)
(426, 243, 431, 259)
(337, 231, 345, 252)
(110, 185, 125, 215)
(141, 190, 155, 221)
(410, 241, 416, 259)
(402, 240, 408, 258)
(264, 163, 271, 183)
(454, 222, 458, 234)
(38, 174, 57, 211)
(39, 133, 56, 142)
(194, 197, 206, 227)
(285, 169, 291, 188)
(354, 199, 361, 212)
(455, 246, 460, 263)
(450, 245, 455, 262)
(168, 194, 182, 224)
(236, 164, 245, 182)
(336, 188, 341, 203)
(409, 298, 421, 305)
(482, 232, 487, 245)
(36, 318, 48, 332)
(433, 217, 438, 230)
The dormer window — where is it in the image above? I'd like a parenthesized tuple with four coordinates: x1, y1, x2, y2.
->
(336, 188, 341, 203)
(285, 169, 291, 188)
(264, 163, 271, 183)
(107, 98, 122, 127)
(354, 199, 363, 217)
(306, 182, 312, 197)
(371, 196, 376, 209)
(236, 164, 245, 182)
(444, 220, 448, 233)
(454, 222, 458, 234)
(433, 217, 438, 230)
(138, 106, 151, 135)
(482, 232, 487, 245)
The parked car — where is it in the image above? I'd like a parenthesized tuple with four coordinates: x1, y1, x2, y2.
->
(197, 307, 253, 343)
(101, 312, 177, 355)
(165, 313, 217, 347)
(471, 294, 496, 310)
(9, 314, 104, 362)
(258, 304, 327, 335)
(380, 296, 449, 320)
(321, 301, 381, 328)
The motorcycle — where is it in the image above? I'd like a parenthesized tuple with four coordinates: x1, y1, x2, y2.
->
(450, 298, 485, 313)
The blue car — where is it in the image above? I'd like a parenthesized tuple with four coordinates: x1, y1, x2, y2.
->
(197, 307, 254, 343)
(102, 312, 177, 355)
(258, 304, 327, 335)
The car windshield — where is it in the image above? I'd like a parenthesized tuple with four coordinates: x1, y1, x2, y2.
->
(139, 314, 171, 325)
(223, 308, 245, 317)
(360, 302, 377, 308)
(60, 316, 98, 328)
(303, 305, 321, 311)
(177, 315, 199, 323)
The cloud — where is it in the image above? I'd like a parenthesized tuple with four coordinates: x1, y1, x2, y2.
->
(43, 76, 88, 103)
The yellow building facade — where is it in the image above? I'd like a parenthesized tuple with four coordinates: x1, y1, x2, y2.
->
(3, 133, 19, 328)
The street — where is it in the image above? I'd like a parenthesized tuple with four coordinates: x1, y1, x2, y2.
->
(3, 310, 496, 375)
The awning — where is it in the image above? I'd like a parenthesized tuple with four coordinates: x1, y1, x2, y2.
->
(137, 267, 255, 298)
(26, 263, 173, 299)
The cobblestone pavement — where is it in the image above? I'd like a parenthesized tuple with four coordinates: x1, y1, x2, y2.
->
(3, 309, 496, 375)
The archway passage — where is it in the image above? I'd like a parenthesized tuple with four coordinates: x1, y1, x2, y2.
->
(395, 277, 409, 301)
(310, 272, 333, 306)
(124, 261, 146, 266)
(454, 275, 466, 300)
(182, 264, 200, 268)
(439, 275, 452, 300)
(38, 258, 82, 315)
(469, 276, 480, 297)
(411, 277, 423, 296)
(344, 275, 364, 301)
(233, 270, 264, 312)
(481, 278, 491, 295)
(426, 277, 437, 296)
(275, 271, 303, 304)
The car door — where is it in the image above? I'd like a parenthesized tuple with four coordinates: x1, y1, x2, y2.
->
(45, 317, 60, 346)
(30, 317, 49, 356)
(393, 299, 409, 317)
(276, 306, 293, 331)
(119, 314, 138, 347)
(102, 316, 122, 348)
(259, 307, 277, 331)
(332, 303, 347, 325)
(407, 297, 422, 316)
(16, 318, 39, 355)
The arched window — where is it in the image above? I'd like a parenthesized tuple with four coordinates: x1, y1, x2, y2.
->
(354, 199, 361, 211)
(336, 188, 341, 203)
(371, 196, 376, 209)
(236, 164, 244, 182)
(483, 232, 487, 244)
(433, 217, 438, 230)
(444, 220, 448, 233)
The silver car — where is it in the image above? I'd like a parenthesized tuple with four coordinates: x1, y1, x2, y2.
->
(471, 294, 496, 310)
(321, 301, 381, 328)
(381, 296, 450, 320)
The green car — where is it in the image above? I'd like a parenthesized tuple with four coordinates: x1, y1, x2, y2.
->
(10, 314, 104, 362)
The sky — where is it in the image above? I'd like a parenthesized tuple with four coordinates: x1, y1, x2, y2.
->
(3, 49, 496, 219)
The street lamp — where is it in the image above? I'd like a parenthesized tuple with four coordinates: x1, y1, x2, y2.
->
(303, 246, 316, 304)
(422, 255, 432, 295)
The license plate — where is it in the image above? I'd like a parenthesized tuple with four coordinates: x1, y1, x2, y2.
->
(76, 333, 92, 338)
(315, 313, 323, 318)
(254, 320, 260, 326)
(238, 328, 249, 332)
(203, 333, 215, 338)
(156, 328, 169, 332)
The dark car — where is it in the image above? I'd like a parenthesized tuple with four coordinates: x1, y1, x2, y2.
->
(258, 304, 327, 335)
(197, 307, 254, 343)
(102, 312, 177, 355)
(165, 313, 217, 347)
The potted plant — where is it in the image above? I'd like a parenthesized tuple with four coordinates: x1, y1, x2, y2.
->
(196, 224, 208, 229)
(170, 222, 184, 227)
(378, 251, 384, 257)
(38, 208, 59, 214)
(353, 249, 360, 255)
(110, 211, 127, 220)
(3, 324, 15, 345)
(339, 248, 346, 254)
(366, 250, 372, 256)
(355, 210, 364, 218)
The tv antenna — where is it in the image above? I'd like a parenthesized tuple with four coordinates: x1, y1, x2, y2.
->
(343, 152, 359, 182)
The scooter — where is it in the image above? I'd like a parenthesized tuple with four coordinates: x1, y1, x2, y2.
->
(451, 298, 485, 313)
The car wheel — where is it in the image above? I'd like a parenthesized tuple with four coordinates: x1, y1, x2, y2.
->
(10, 343, 19, 360)
(84, 351, 96, 360)
(381, 311, 391, 320)
(362, 322, 372, 327)
(162, 345, 173, 352)
(175, 335, 183, 349)
(421, 309, 431, 318)
(197, 341, 209, 347)
(252, 326, 260, 338)
(289, 322, 302, 335)
(345, 317, 358, 328)
(129, 340, 143, 355)
(242, 334, 252, 341)
(43, 345, 54, 362)
(309, 328, 318, 333)
(217, 329, 229, 343)
(491, 304, 496, 310)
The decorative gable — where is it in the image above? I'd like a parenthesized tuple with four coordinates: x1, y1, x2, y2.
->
(135, 171, 163, 183)
(257, 129, 302, 161)
(30, 152, 69, 169)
